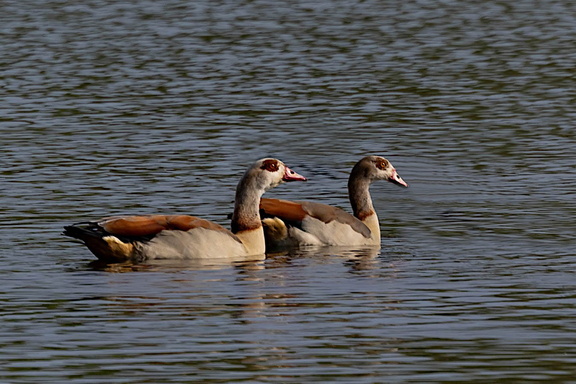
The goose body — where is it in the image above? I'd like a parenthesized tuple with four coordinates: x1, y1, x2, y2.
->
(64, 158, 306, 261)
(260, 156, 407, 248)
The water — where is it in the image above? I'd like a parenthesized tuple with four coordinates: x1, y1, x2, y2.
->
(1, 0, 575, 382)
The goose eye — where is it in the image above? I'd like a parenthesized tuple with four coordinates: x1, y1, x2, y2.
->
(376, 160, 388, 170)
(261, 159, 279, 172)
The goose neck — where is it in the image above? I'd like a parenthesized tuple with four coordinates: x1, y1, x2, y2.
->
(348, 174, 375, 221)
(231, 177, 264, 234)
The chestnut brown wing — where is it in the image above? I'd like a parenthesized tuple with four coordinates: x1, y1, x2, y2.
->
(98, 215, 230, 237)
(260, 198, 371, 238)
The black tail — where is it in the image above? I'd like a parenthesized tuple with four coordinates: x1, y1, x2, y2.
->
(63, 222, 107, 241)
(63, 222, 133, 261)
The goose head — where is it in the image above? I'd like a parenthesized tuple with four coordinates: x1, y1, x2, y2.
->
(238, 158, 307, 195)
(354, 156, 408, 187)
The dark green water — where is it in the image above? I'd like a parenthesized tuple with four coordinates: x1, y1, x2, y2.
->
(1, 0, 575, 382)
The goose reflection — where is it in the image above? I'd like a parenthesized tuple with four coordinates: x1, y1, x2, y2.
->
(87, 253, 266, 273)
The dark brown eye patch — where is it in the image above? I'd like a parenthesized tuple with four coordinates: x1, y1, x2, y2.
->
(261, 159, 280, 172)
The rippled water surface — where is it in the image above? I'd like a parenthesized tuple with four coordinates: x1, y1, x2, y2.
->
(1, 0, 575, 382)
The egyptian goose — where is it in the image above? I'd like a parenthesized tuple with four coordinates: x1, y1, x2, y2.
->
(63, 158, 306, 261)
(260, 156, 407, 248)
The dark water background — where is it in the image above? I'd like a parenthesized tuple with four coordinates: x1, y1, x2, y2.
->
(1, 0, 575, 382)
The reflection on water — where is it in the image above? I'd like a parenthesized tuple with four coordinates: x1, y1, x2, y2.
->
(87, 254, 267, 273)
(86, 246, 382, 273)
(2, 0, 576, 382)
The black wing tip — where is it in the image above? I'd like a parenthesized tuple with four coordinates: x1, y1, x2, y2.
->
(62, 221, 103, 239)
